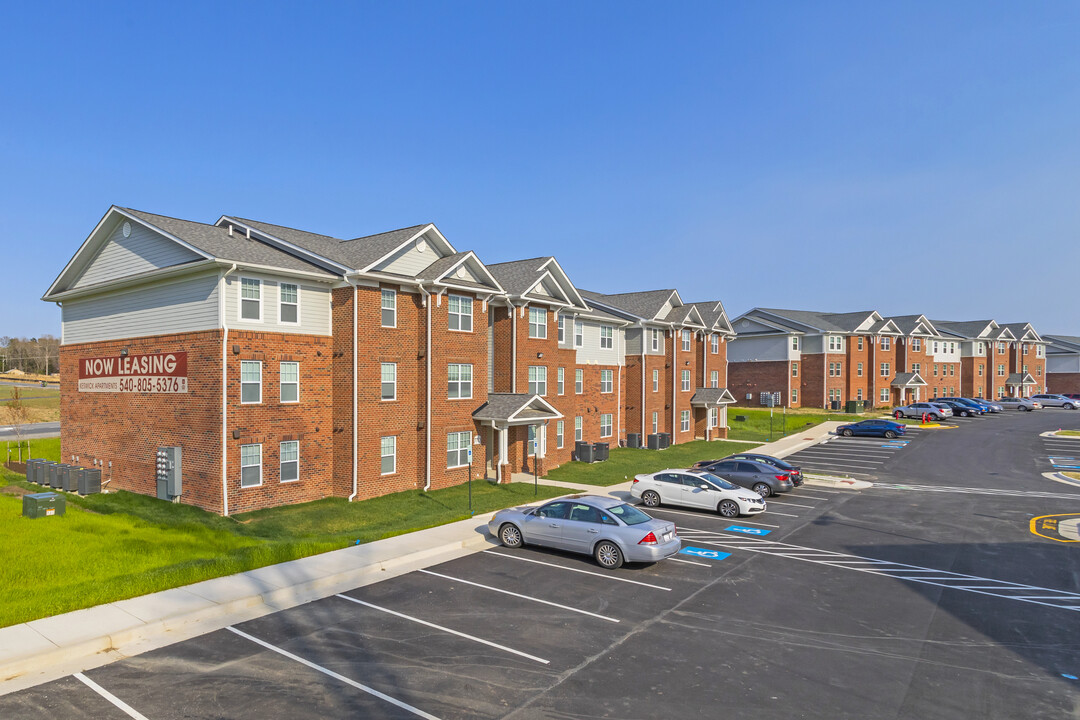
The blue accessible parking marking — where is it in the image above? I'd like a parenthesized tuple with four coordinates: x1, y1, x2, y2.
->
(680, 547, 731, 561)
(725, 526, 771, 536)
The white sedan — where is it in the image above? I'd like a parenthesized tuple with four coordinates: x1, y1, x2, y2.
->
(631, 468, 767, 517)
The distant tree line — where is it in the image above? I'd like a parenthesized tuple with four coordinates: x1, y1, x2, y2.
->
(0, 336, 60, 375)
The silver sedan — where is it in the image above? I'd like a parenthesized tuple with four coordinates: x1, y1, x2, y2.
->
(488, 494, 680, 569)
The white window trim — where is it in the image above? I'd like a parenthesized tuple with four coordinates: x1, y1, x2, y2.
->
(529, 365, 547, 396)
(381, 436, 396, 475)
(651, 412, 658, 434)
(381, 289, 397, 328)
(278, 282, 300, 325)
(601, 369, 613, 394)
(558, 315, 565, 344)
(279, 361, 299, 404)
(529, 307, 548, 339)
(241, 360, 262, 405)
(574, 416, 583, 442)
(381, 362, 397, 401)
(600, 413, 613, 438)
(574, 320, 584, 348)
(681, 329, 691, 352)
(448, 294, 473, 333)
(710, 370, 719, 388)
(651, 329, 660, 352)
(711, 334, 719, 354)
(240, 443, 262, 488)
(880, 363, 890, 377)
(556, 420, 564, 449)
(600, 325, 614, 349)
(238, 277, 263, 323)
(448, 363, 473, 400)
(279, 440, 299, 483)
(575, 368, 583, 394)
(557, 367, 565, 395)
(680, 410, 690, 433)
(447, 431, 471, 469)
(681, 369, 690, 392)
(652, 368, 659, 392)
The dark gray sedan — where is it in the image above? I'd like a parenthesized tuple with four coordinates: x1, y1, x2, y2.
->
(691, 458, 795, 497)
(488, 495, 680, 569)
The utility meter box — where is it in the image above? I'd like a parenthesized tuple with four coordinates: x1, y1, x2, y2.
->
(156, 446, 182, 500)
(23, 492, 65, 518)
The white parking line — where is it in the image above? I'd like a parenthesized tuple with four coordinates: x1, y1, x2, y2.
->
(794, 457, 884, 467)
(791, 493, 832, 500)
(73, 673, 149, 720)
(336, 594, 549, 664)
(418, 569, 619, 623)
(226, 627, 441, 719)
(668, 557, 711, 567)
(482, 550, 673, 590)
(798, 487, 843, 494)
(791, 453, 885, 463)
(645, 506, 780, 527)
(767, 501, 816, 508)
(763, 509, 799, 517)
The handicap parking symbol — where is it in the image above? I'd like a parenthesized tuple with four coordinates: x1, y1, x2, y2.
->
(680, 547, 731, 561)
(725, 525, 771, 536)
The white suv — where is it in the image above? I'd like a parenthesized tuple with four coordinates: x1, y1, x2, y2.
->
(1030, 394, 1078, 410)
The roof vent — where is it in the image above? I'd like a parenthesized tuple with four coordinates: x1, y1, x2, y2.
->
(415, 237, 425, 252)
(122, 221, 131, 238)
(457, 266, 468, 279)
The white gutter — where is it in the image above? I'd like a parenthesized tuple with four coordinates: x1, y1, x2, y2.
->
(702, 330, 708, 440)
(220, 263, 237, 516)
(671, 325, 677, 440)
(511, 302, 518, 390)
(420, 285, 433, 491)
(348, 279, 359, 502)
(641, 322, 647, 437)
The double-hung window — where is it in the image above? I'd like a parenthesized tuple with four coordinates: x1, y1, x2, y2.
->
(680, 410, 690, 433)
(240, 444, 262, 488)
(575, 368, 583, 394)
(380, 436, 396, 474)
(574, 321, 584, 348)
(279, 362, 299, 403)
(681, 370, 690, 392)
(381, 362, 396, 400)
(792, 336, 800, 351)
(448, 363, 472, 399)
(880, 362, 890, 377)
(881, 337, 891, 350)
(949, 364, 955, 376)
(558, 316, 565, 343)
(241, 361, 261, 404)
(574, 416, 583, 442)
(913, 363, 921, 374)
(978, 363, 984, 376)
(681, 330, 691, 352)
(857, 337, 864, 351)
(448, 295, 472, 331)
(651, 329, 660, 352)
(447, 431, 471, 468)
(556, 420, 564, 449)
(240, 278, 261, 321)
(829, 336, 843, 352)
(651, 412, 658, 434)
(879, 388, 890, 403)
(557, 367, 565, 395)
(652, 369, 659, 392)
(528, 366, 547, 396)
(913, 338, 922, 352)
(711, 334, 719, 354)
(856, 362, 863, 377)
(792, 363, 799, 378)
(600, 414, 612, 437)
(710, 370, 719, 388)
(709, 407, 718, 427)
(529, 307, 547, 338)
(600, 325, 613, 349)
(279, 283, 298, 324)
(600, 369, 613, 393)
(381, 289, 396, 327)
(280, 441, 299, 482)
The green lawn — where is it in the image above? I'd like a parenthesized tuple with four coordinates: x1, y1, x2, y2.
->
(544, 439, 761, 486)
(3, 437, 61, 465)
(0, 466, 571, 628)
(726, 408, 875, 441)
(1057, 430, 1080, 437)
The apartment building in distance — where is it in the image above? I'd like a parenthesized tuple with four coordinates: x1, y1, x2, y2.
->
(1045, 335, 1080, 394)
(934, 320, 1047, 399)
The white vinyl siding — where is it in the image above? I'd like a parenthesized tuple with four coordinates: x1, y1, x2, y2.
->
(448, 363, 473, 399)
(72, 219, 203, 289)
(240, 444, 262, 488)
(241, 361, 261, 404)
(279, 362, 299, 403)
(280, 441, 299, 483)
(381, 436, 396, 475)
(381, 289, 396, 327)
(223, 274, 332, 335)
(381, 363, 396, 400)
(529, 308, 547, 338)
(279, 283, 299, 324)
(447, 431, 471, 468)
(62, 272, 220, 345)
(448, 295, 473, 332)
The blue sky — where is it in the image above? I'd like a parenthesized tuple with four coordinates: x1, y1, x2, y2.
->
(2, 1, 1078, 338)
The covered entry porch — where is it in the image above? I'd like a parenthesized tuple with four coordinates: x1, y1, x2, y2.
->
(690, 388, 737, 440)
(891, 372, 927, 406)
(1006, 372, 1037, 397)
(473, 394, 563, 483)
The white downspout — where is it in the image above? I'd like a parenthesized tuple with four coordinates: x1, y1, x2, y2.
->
(641, 323, 647, 437)
(616, 327, 623, 443)
(220, 263, 236, 516)
(511, 302, 518, 391)
(671, 325, 677, 441)
(702, 330, 709, 441)
(421, 285, 432, 491)
(348, 280, 359, 502)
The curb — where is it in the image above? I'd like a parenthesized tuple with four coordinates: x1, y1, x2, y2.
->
(1040, 430, 1080, 439)
(1043, 471, 1080, 489)
(804, 473, 873, 490)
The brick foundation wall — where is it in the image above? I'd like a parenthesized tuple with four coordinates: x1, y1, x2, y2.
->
(1049, 373, 1080, 394)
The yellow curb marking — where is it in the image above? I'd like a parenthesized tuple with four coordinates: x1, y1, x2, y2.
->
(1030, 513, 1080, 543)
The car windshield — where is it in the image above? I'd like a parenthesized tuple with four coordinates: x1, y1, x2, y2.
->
(696, 472, 738, 490)
(609, 503, 652, 525)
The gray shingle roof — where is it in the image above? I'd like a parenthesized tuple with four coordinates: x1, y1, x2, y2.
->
(690, 388, 735, 406)
(1006, 373, 1036, 385)
(891, 372, 927, 387)
(754, 308, 877, 333)
(1046, 334, 1080, 350)
(580, 288, 677, 321)
(932, 320, 995, 339)
(416, 252, 470, 282)
(886, 315, 935, 335)
(472, 394, 561, 422)
(663, 304, 699, 325)
(486, 257, 553, 295)
(125, 209, 336, 277)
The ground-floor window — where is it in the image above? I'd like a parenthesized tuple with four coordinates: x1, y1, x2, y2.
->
(241, 444, 262, 488)
(651, 412, 658, 434)
(527, 425, 537, 457)
(600, 414, 613, 437)
(709, 407, 718, 427)
(575, 416, 583, 442)
(791, 388, 798, 403)
(856, 388, 863, 400)
(879, 388, 889, 403)
(381, 436, 396, 475)
(280, 441, 299, 482)
(447, 431, 471, 468)
(680, 410, 690, 432)
(556, 420, 564, 449)
(829, 388, 842, 403)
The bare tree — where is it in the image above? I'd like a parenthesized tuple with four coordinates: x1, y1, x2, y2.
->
(3, 386, 32, 463)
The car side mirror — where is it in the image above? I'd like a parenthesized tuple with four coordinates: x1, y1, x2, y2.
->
(700, 484, 710, 490)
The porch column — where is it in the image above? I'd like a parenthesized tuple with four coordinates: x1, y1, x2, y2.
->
(497, 425, 509, 483)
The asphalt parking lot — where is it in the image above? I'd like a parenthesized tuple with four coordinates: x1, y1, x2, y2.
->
(3, 411, 1079, 719)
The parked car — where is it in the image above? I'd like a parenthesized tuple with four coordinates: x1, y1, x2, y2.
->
(894, 402, 953, 421)
(488, 495, 680, 569)
(973, 397, 1004, 413)
(691, 458, 795, 497)
(631, 469, 767, 517)
(1063, 393, 1080, 401)
(835, 419, 907, 438)
(995, 396, 1042, 411)
(1031, 394, 1078, 410)
(721, 453, 804, 486)
(933, 399, 982, 417)
(938, 396, 993, 414)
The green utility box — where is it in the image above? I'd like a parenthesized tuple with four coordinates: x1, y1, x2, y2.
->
(23, 492, 66, 519)
(845, 400, 866, 414)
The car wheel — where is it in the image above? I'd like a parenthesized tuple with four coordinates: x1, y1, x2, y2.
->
(962, 411, 970, 417)
(884, 430, 897, 439)
(499, 523, 523, 548)
(842, 428, 854, 437)
(594, 540, 624, 569)
(752, 482, 772, 498)
(641, 490, 661, 508)
(1065, 403, 1075, 410)
(1020, 406, 1030, 412)
(718, 499, 740, 517)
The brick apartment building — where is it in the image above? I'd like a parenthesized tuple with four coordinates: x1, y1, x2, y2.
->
(44, 206, 737, 514)
(934, 320, 1047, 400)
(1045, 334, 1080, 394)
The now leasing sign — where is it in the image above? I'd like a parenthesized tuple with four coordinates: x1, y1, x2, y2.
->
(78, 352, 188, 393)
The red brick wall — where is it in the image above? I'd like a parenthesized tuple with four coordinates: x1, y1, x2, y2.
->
(1049, 373, 1080, 394)
(60, 330, 225, 513)
(845, 336, 870, 404)
(672, 329, 699, 444)
(868, 338, 898, 408)
(801, 353, 826, 408)
(728, 360, 789, 408)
